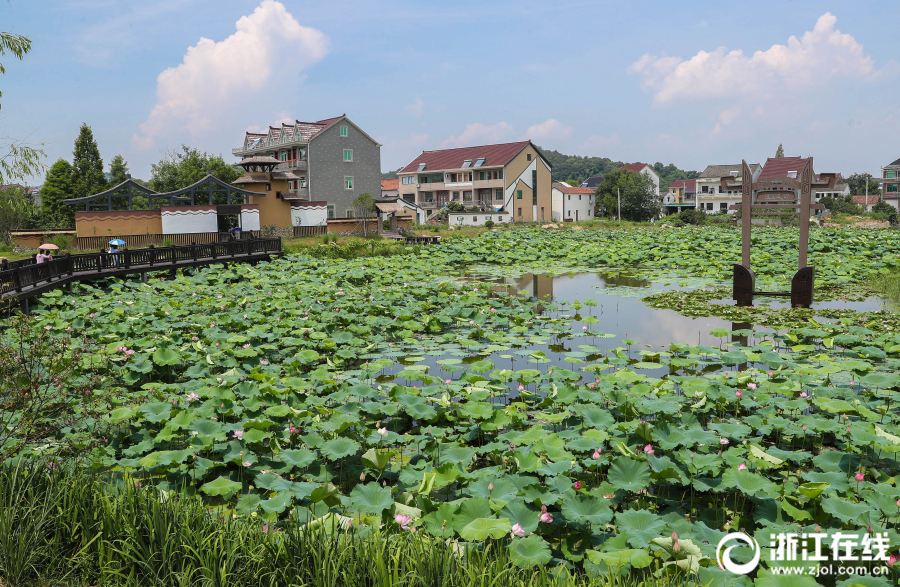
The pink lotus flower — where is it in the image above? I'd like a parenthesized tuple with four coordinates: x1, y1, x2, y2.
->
(738, 463, 747, 470)
(518, 384, 525, 391)
(735, 390, 742, 398)
(582, 326, 588, 331)
(289, 426, 299, 434)
(800, 391, 808, 398)
(446, 379, 452, 384)
(592, 450, 601, 459)
(377, 427, 388, 437)
(748, 383, 757, 390)
(720, 438, 730, 445)
(395, 513, 412, 530)
(855, 472, 865, 482)
(89, 313, 95, 318)
(243, 461, 251, 467)
(510, 523, 525, 538)
(261, 524, 269, 533)
(540, 512, 553, 523)
(260, 360, 269, 365)
(643, 444, 654, 455)
(187, 392, 199, 401)
(233, 430, 244, 439)
(573, 481, 582, 490)
(488, 482, 494, 491)
(768, 371, 773, 377)
(360, 472, 366, 481)
(890, 555, 897, 567)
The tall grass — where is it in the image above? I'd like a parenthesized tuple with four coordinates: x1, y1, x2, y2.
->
(870, 270, 900, 307)
(0, 464, 700, 587)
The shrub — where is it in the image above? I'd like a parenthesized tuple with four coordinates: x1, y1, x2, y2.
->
(484, 220, 495, 229)
(872, 201, 898, 224)
(446, 202, 465, 213)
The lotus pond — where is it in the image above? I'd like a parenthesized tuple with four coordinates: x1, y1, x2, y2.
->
(11, 226, 900, 585)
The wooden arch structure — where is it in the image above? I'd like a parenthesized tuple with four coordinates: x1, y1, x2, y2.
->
(726, 158, 836, 308)
(63, 174, 265, 212)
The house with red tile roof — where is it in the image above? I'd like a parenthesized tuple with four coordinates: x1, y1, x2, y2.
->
(551, 182, 595, 222)
(381, 178, 399, 199)
(619, 164, 660, 196)
(233, 115, 382, 225)
(397, 140, 553, 223)
(881, 157, 900, 210)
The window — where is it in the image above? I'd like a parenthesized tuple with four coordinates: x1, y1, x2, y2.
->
(419, 175, 429, 183)
(463, 191, 473, 201)
(327, 205, 335, 219)
(402, 176, 415, 185)
(517, 190, 522, 199)
(280, 151, 288, 161)
(461, 159, 472, 168)
(417, 163, 426, 171)
(706, 203, 713, 211)
(888, 185, 898, 193)
(346, 209, 354, 218)
(265, 183, 271, 191)
(701, 186, 709, 193)
(340, 126, 348, 137)
(579, 195, 582, 201)
(424, 192, 434, 203)
(495, 188, 503, 200)
(532, 170, 537, 205)
(474, 157, 485, 167)
(567, 195, 571, 201)
(473, 216, 477, 222)
(343, 149, 352, 162)
(888, 171, 896, 178)
(299, 175, 307, 188)
(479, 171, 486, 180)
(720, 203, 728, 211)
(527, 154, 532, 161)
(344, 177, 353, 190)
(518, 207, 522, 217)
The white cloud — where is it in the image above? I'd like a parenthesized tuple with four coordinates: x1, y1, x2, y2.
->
(442, 122, 513, 148)
(131, 1, 329, 151)
(719, 108, 740, 125)
(629, 13, 876, 105)
(405, 97, 425, 118)
(523, 119, 572, 143)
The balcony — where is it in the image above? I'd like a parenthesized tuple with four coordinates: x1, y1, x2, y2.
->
(276, 159, 308, 172)
(473, 178, 504, 189)
(278, 187, 309, 200)
(444, 181, 472, 189)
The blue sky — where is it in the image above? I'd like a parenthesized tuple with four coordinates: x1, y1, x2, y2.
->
(4, 0, 898, 183)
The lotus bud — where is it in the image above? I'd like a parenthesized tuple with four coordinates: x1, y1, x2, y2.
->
(541, 504, 547, 513)
(360, 472, 366, 482)
(815, 525, 821, 532)
(573, 481, 582, 490)
(672, 531, 678, 541)
(868, 525, 873, 533)
(488, 482, 494, 492)
(673, 539, 680, 553)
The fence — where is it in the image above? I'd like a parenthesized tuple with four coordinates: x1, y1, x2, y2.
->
(291, 226, 328, 238)
(0, 238, 282, 298)
(75, 231, 259, 250)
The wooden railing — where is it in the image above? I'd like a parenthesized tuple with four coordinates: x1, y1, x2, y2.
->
(292, 226, 327, 238)
(76, 231, 260, 251)
(0, 238, 282, 297)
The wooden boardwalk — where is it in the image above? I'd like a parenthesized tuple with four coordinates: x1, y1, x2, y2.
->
(0, 238, 282, 311)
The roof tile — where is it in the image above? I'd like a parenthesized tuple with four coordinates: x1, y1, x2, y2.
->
(399, 141, 531, 174)
(381, 178, 399, 191)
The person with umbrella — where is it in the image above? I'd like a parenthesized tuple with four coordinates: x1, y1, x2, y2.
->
(36, 243, 59, 264)
(108, 239, 126, 266)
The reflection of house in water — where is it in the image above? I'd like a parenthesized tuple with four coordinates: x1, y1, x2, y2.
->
(514, 273, 554, 302)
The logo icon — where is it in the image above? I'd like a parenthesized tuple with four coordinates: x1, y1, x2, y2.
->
(717, 532, 761, 575)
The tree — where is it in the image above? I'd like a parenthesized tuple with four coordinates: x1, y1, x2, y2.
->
(595, 169, 660, 221)
(775, 144, 785, 158)
(846, 172, 881, 196)
(149, 144, 241, 193)
(71, 123, 107, 199)
(819, 194, 860, 215)
(108, 154, 129, 186)
(353, 193, 377, 236)
(40, 159, 75, 227)
(872, 201, 897, 224)
(0, 32, 46, 184)
(0, 186, 32, 243)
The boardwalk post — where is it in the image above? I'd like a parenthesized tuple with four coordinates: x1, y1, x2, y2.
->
(66, 253, 73, 276)
(192, 242, 197, 262)
(20, 298, 28, 315)
(98, 252, 104, 273)
(124, 249, 131, 270)
(149, 245, 155, 267)
(13, 266, 21, 293)
(142, 272, 147, 284)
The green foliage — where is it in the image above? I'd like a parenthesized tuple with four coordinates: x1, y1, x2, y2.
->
(39, 159, 75, 228)
(0, 31, 46, 183)
(846, 172, 881, 196)
(539, 148, 697, 191)
(775, 143, 784, 158)
(149, 144, 242, 193)
(820, 194, 861, 215)
(0, 186, 32, 243)
(107, 154, 129, 187)
(447, 202, 466, 212)
(596, 169, 660, 221)
(872, 201, 897, 224)
(71, 123, 107, 200)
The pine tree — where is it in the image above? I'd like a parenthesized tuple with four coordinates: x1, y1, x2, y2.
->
(71, 123, 107, 199)
(40, 158, 75, 226)
(775, 144, 784, 158)
(108, 154, 130, 186)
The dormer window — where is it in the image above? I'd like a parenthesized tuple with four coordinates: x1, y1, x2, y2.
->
(461, 159, 472, 168)
(474, 157, 485, 167)
(787, 171, 797, 179)
(417, 163, 426, 172)
(730, 171, 739, 177)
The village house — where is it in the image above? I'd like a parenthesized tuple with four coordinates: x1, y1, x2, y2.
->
(396, 140, 553, 224)
(232, 115, 382, 221)
(695, 163, 762, 213)
(551, 182, 595, 222)
(662, 179, 696, 215)
(620, 164, 660, 196)
(881, 157, 900, 210)
(381, 178, 399, 199)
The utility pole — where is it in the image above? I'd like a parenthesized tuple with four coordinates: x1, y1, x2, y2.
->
(617, 187, 621, 222)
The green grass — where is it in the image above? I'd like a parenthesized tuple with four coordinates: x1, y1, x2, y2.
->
(0, 463, 700, 587)
(870, 270, 900, 307)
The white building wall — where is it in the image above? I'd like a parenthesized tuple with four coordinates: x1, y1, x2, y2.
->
(551, 188, 595, 222)
(450, 212, 512, 226)
(160, 206, 217, 234)
(291, 204, 328, 226)
(241, 206, 260, 231)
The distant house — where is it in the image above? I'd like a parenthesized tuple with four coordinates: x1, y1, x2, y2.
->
(381, 178, 399, 199)
(882, 157, 900, 210)
(551, 182, 595, 222)
(852, 195, 878, 212)
(813, 174, 850, 203)
(620, 164, 660, 196)
(396, 140, 553, 223)
(695, 163, 762, 213)
(580, 175, 604, 188)
(663, 179, 696, 215)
